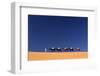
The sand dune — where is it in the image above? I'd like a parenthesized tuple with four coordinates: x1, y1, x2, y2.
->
(28, 52, 88, 61)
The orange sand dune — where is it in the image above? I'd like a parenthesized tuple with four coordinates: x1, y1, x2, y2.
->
(28, 52, 88, 61)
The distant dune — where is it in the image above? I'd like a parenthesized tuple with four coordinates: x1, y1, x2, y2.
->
(28, 51, 88, 61)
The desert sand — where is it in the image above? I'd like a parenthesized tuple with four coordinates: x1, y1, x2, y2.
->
(28, 51, 88, 61)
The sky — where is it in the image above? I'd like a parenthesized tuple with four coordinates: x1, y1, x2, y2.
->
(28, 15, 88, 52)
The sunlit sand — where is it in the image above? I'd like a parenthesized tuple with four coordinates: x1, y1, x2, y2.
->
(28, 51, 88, 61)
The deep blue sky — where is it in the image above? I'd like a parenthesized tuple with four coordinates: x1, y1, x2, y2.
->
(28, 15, 88, 52)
